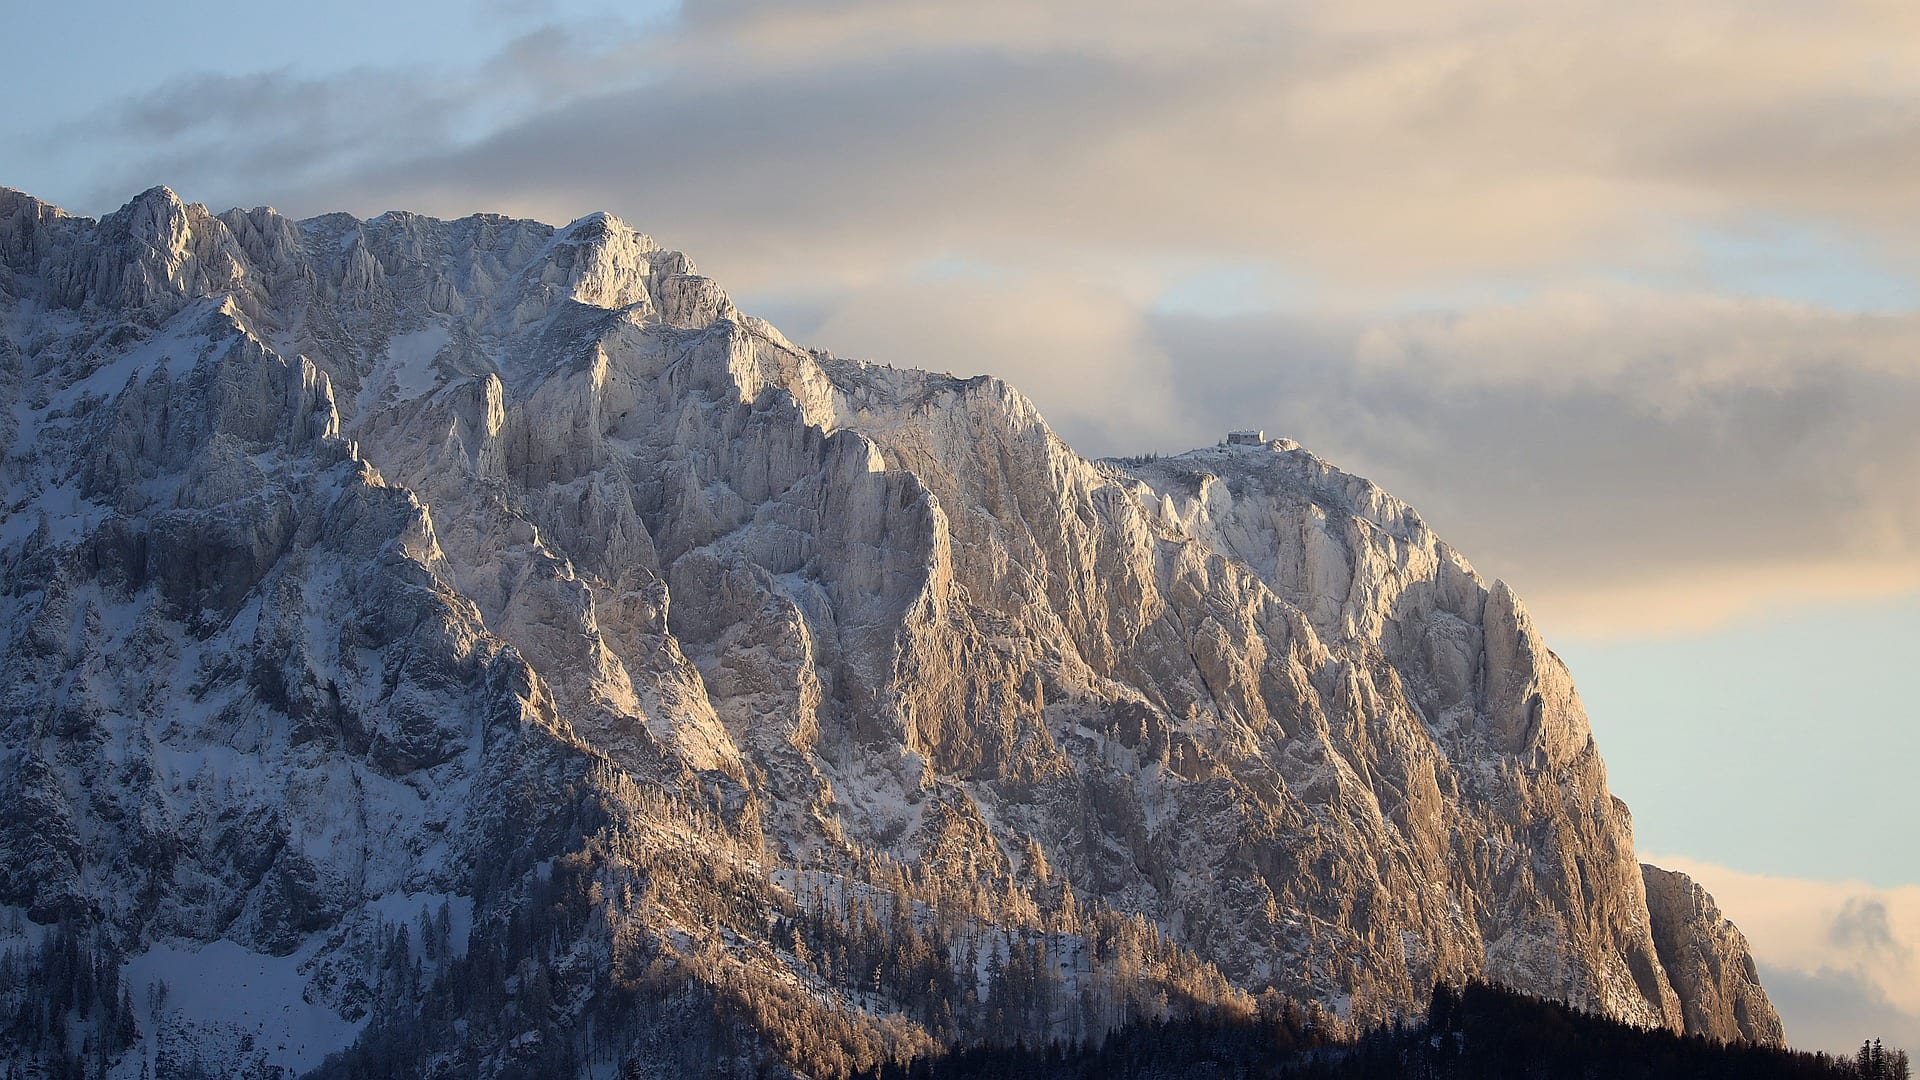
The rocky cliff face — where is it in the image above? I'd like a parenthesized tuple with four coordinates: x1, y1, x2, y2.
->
(1642, 864, 1784, 1046)
(0, 185, 1780, 1077)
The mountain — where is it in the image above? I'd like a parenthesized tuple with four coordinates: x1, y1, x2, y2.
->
(0, 185, 1780, 1077)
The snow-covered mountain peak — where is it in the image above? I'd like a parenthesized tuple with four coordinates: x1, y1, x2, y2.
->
(0, 186, 1782, 1076)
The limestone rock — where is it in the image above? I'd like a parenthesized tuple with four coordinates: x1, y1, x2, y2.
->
(0, 185, 1781, 1075)
(1643, 862, 1785, 1045)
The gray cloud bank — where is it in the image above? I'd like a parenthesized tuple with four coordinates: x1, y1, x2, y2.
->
(45, 0, 1920, 282)
(1763, 966, 1919, 1060)
(1135, 294, 1920, 636)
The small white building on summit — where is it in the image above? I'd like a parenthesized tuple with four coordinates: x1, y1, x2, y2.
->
(1226, 429, 1265, 446)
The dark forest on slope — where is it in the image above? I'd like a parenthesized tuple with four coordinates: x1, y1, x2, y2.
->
(860, 981, 1910, 1080)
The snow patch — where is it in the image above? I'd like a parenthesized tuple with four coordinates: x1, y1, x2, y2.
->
(0, 485, 109, 548)
(386, 325, 451, 400)
(354, 324, 452, 414)
(124, 936, 364, 1077)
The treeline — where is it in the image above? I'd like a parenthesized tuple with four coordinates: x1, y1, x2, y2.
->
(851, 985, 1347, 1080)
(766, 861, 1252, 1049)
(0, 915, 138, 1080)
(859, 980, 1910, 1080)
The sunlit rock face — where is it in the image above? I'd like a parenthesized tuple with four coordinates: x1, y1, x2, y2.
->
(0, 185, 1779, 1075)
(1642, 864, 1785, 1046)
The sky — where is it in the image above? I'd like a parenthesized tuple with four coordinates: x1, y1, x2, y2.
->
(5, 0, 1917, 1055)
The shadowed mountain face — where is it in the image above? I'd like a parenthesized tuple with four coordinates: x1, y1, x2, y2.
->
(0, 185, 1779, 1076)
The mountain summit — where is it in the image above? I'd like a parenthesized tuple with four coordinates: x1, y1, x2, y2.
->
(0, 187, 1779, 1076)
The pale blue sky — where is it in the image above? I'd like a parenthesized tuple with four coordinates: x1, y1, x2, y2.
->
(1563, 592, 1920, 886)
(7, 0, 1918, 1052)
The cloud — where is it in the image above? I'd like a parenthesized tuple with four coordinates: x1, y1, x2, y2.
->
(40, 0, 1920, 285)
(1142, 292, 1920, 637)
(45, 66, 481, 215)
(1757, 965, 1920, 1061)
(1831, 898, 1914, 965)
(802, 272, 1194, 456)
(1647, 854, 1920, 1055)
(24, 0, 1920, 637)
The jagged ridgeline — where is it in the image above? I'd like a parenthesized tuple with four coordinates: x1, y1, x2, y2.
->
(0, 187, 1778, 1078)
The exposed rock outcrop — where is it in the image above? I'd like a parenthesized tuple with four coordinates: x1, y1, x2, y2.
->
(1643, 863, 1784, 1045)
(0, 186, 1781, 1075)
